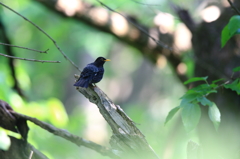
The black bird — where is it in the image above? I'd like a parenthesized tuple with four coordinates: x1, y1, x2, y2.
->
(73, 57, 110, 88)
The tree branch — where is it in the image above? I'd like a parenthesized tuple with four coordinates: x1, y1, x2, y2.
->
(97, 0, 172, 51)
(0, 53, 61, 63)
(0, 42, 49, 53)
(29, 151, 34, 159)
(74, 75, 159, 159)
(0, 99, 121, 158)
(228, 0, 240, 15)
(0, 100, 48, 159)
(12, 111, 121, 159)
(130, 0, 161, 6)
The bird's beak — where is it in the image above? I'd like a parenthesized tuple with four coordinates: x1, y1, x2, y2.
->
(104, 59, 111, 61)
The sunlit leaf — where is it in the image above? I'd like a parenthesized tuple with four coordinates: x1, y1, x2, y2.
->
(181, 103, 201, 132)
(233, 66, 240, 72)
(221, 15, 240, 47)
(208, 103, 221, 131)
(0, 128, 11, 151)
(164, 106, 180, 125)
(224, 78, 240, 95)
(184, 76, 208, 85)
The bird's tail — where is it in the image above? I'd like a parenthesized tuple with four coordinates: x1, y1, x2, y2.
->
(73, 79, 89, 88)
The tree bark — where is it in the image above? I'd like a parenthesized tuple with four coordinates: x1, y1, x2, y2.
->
(75, 80, 159, 159)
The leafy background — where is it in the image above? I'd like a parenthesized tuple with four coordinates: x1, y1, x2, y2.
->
(0, 0, 202, 158)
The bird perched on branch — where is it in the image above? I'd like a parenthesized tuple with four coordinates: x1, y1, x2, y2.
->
(73, 57, 110, 88)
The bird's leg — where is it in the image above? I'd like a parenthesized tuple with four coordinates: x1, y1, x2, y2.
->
(93, 83, 97, 87)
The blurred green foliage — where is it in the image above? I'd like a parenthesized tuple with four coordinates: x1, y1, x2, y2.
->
(0, 128, 11, 151)
(224, 78, 240, 95)
(0, 0, 201, 159)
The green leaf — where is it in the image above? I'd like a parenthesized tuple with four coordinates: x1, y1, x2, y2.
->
(197, 96, 213, 106)
(184, 76, 208, 85)
(208, 103, 221, 131)
(228, 16, 240, 35)
(212, 78, 224, 84)
(181, 103, 201, 132)
(191, 84, 217, 95)
(0, 128, 11, 151)
(233, 66, 240, 72)
(224, 78, 240, 95)
(180, 91, 199, 106)
(210, 83, 218, 89)
(180, 83, 216, 108)
(221, 24, 230, 47)
(164, 106, 180, 125)
(221, 15, 240, 47)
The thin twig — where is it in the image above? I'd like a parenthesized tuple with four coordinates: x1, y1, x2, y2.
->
(12, 112, 121, 159)
(0, 2, 81, 72)
(0, 42, 49, 53)
(96, 0, 173, 51)
(131, 0, 161, 6)
(0, 53, 60, 63)
(227, 0, 240, 15)
(28, 151, 33, 159)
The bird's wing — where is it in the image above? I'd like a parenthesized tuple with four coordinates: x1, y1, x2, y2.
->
(80, 64, 99, 79)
